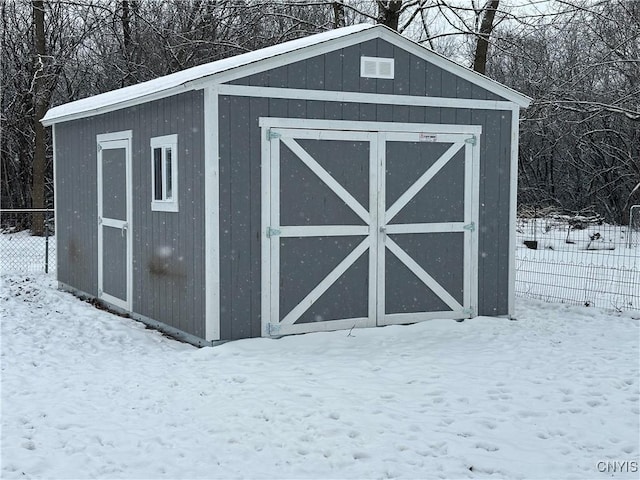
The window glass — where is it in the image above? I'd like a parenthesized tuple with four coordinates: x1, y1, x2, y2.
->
(153, 147, 163, 200)
(165, 147, 172, 199)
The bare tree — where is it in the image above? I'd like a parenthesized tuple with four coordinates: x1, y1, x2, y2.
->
(472, 0, 499, 74)
(31, 0, 47, 235)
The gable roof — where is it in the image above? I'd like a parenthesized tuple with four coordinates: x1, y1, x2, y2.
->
(42, 24, 531, 126)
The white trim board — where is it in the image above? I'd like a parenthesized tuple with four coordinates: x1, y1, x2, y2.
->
(42, 24, 530, 126)
(260, 117, 483, 135)
(52, 124, 59, 275)
(219, 84, 515, 111)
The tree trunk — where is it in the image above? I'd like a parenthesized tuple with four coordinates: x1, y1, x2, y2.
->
(333, 1, 345, 28)
(377, 0, 403, 31)
(31, 0, 46, 236)
(121, 0, 132, 86)
(473, 0, 499, 74)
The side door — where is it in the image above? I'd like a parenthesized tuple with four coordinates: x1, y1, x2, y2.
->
(97, 131, 132, 311)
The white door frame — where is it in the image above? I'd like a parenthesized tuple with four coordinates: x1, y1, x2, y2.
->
(259, 118, 480, 337)
(97, 130, 133, 311)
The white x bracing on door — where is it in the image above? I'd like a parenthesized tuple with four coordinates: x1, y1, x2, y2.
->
(260, 119, 480, 337)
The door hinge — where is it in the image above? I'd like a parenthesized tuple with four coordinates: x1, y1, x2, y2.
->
(463, 222, 476, 232)
(463, 307, 474, 316)
(465, 135, 477, 146)
(267, 323, 280, 335)
(266, 226, 281, 238)
(266, 129, 281, 141)
(98, 288, 103, 296)
(98, 216, 102, 225)
(97, 144, 102, 152)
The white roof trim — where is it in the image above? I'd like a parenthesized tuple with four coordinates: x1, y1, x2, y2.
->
(42, 24, 531, 126)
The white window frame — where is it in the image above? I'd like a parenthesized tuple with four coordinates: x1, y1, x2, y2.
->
(150, 134, 178, 212)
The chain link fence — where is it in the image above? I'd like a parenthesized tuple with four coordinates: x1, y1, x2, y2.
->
(0, 209, 55, 274)
(515, 207, 639, 314)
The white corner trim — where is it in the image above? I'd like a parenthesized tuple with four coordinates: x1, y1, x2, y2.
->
(52, 124, 59, 276)
(204, 86, 221, 342)
(508, 106, 520, 318)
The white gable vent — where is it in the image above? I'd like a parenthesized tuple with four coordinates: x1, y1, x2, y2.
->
(360, 56, 395, 79)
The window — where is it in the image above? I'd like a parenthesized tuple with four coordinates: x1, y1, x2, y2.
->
(150, 134, 178, 212)
(360, 56, 395, 79)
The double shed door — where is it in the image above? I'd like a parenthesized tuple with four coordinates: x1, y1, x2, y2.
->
(261, 121, 479, 337)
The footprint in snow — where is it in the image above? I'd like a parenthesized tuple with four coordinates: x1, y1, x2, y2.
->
(353, 451, 370, 460)
(475, 442, 499, 452)
(21, 441, 36, 451)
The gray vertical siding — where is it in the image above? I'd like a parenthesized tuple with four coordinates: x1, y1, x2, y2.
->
(219, 38, 514, 339)
(55, 90, 206, 338)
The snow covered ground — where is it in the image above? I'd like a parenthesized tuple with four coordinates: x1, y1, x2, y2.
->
(2, 272, 639, 479)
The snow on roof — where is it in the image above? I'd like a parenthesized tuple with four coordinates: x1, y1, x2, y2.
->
(42, 24, 373, 125)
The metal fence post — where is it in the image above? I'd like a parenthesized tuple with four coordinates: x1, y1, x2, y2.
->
(45, 210, 50, 274)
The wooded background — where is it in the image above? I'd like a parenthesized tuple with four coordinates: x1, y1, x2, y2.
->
(2, 0, 639, 235)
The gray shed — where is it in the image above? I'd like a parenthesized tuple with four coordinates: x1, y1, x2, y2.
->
(42, 24, 531, 346)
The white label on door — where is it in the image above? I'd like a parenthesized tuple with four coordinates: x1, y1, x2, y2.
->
(419, 133, 437, 142)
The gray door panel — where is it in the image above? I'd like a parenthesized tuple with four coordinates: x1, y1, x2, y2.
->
(102, 225, 127, 300)
(388, 147, 465, 225)
(279, 140, 369, 226)
(279, 236, 369, 322)
(387, 232, 465, 310)
(101, 148, 127, 221)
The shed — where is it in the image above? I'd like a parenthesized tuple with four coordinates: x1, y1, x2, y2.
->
(42, 24, 531, 346)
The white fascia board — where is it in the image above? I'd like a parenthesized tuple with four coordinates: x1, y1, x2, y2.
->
(42, 24, 374, 126)
(208, 25, 531, 109)
(200, 26, 384, 87)
(42, 84, 197, 126)
(372, 28, 532, 109)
